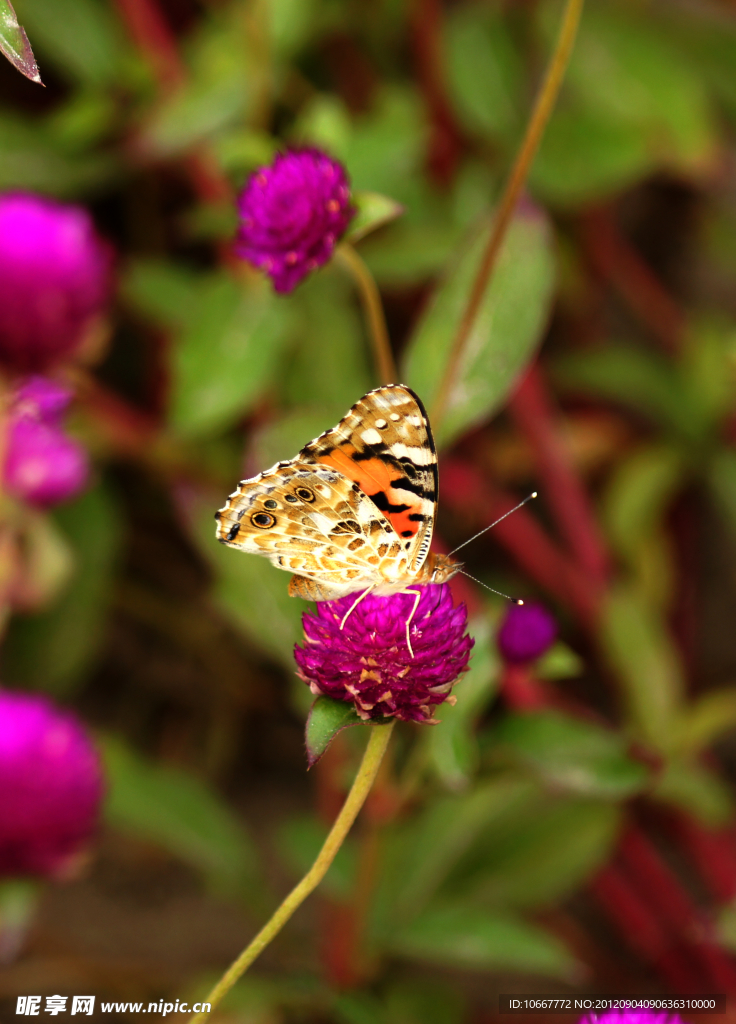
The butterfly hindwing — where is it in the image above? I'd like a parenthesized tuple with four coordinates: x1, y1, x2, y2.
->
(215, 462, 411, 596)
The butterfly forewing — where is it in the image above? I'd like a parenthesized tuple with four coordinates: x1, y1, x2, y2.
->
(300, 385, 437, 573)
(215, 384, 442, 597)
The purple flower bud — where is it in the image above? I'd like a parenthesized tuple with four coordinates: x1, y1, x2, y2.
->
(13, 376, 73, 425)
(497, 601, 557, 663)
(235, 149, 355, 294)
(0, 193, 111, 373)
(5, 417, 89, 508)
(580, 1012, 685, 1024)
(0, 691, 104, 879)
(294, 585, 473, 723)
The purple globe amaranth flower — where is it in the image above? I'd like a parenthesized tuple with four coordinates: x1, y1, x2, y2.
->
(294, 585, 474, 723)
(235, 149, 355, 294)
(13, 376, 73, 424)
(4, 376, 89, 508)
(0, 690, 104, 879)
(0, 193, 111, 373)
(497, 600, 557, 664)
(580, 1013, 685, 1024)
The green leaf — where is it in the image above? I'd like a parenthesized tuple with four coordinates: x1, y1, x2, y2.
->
(601, 444, 685, 608)
(603, 446, 685, 562)
(444, 5, 521, 141)
(388, 903, 577, 978)
(397, 776, 537, 916)
(275, 814, 356, 900)
(717, 904, 736, 956)
(403, 206, 555, 447)
(652, 759, 733, 827)
(345, 191, 404, 244)
(12, 510, 75, 612)
(101, 736, 261, 899)
(306, 696, 363, 768)
(169, 272, 293, 438)
(552, 346, 698, 438)
(16, 0, 123, 85)
(427, 616, 500, 789)
(495, 711, 648, 799)
(140, 7, 255, 156)
(122, 260, 200, 329)
(683, 688, 736, 754)
(708, 448, 736, 546)
(599, 584, 685, 754)
(268, 0, 321, 59)
(278, 270, 372, 415)
(343, 88, 426, 207)
(0, 0, 41, 82)
(182, 487, 303, 670)
(531, 105, 652, 207)
(334, 981, 466, 1024)
(3, 485, 121, 696)
(532, 0, 717, 205)
(443, 796, 621, 911)
(536, 642, 584, 681)
(383, 982, 466, 1024)
(0, 113, 114, 196)
(359, 222, 461, 287)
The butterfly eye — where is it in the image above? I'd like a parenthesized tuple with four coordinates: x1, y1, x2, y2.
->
(263, 499, 278, 509)
(296, 487, 315, 502)
(251, 512, 276, 529)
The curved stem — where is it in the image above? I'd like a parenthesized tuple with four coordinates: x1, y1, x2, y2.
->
(430, 0, 585, 428)
(190, 721, 396, 1024)
(336, 242, 397, 386)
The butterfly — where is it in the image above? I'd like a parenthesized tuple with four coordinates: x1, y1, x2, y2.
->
(215, 384, 459, 652)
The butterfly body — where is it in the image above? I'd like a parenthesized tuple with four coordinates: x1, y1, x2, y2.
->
(215, 384, 459, 602)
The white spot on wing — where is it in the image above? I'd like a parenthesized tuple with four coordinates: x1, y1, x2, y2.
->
(391, 443, 434, 465)
(360, 428, 383, 445)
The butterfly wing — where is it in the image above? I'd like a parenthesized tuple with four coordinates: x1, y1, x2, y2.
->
(215, 462, 410, 597)
(299, 385, 437, 574)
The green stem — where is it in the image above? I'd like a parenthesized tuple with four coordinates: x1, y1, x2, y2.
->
(190, 721, 396, 1024)
(430, 0, 585, 428)
(336, 242, 398, 386)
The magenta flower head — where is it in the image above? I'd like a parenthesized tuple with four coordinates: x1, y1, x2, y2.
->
(580, 1012, 685, 1024)
(0, 193, 111, 373)
(295, 585, 473, 723)
(497, 600, 557, 664)
(0, 690, 104, 879)
(4, 377, 89, 508)
(235, 149, 355, 294)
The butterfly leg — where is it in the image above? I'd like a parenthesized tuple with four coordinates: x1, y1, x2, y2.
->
(402, 588, 423, 659)
(339, 587, 376, 631)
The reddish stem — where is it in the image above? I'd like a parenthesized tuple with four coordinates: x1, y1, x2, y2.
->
(619, 826, 736, 990)
(409, 0, 465, 186)
(501, 663, 547, 710)
(671, 816, 736, 905)
(113, 0, 185, 92)
(509, 363, 610, 589)
(589, 864, 705, 989)
(581, 206, 686, 355)
(114, 0, 234, 209)
(442, 459, 600, 627)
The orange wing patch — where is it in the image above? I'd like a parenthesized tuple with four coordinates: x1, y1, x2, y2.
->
(316, 446, 425, 540)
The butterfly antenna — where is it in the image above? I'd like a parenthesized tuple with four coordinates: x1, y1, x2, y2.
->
(458, 569, 523, 605)
(449, 492, 538, 556)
